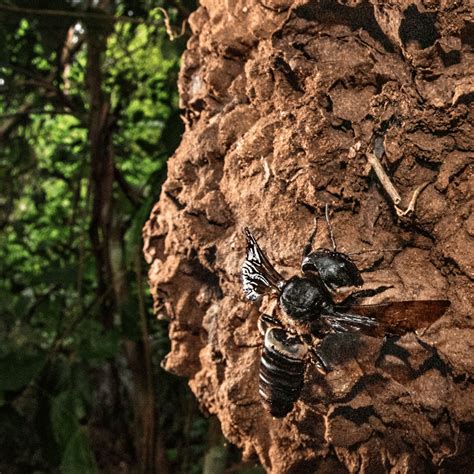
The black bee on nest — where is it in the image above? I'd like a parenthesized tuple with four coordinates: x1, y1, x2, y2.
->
(240, 207, 450, 418)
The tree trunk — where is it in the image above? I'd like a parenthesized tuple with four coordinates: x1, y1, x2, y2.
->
(143, 1, 473, 472)
(86, 20, 158, 473)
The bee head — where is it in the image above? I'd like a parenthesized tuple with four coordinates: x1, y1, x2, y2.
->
(301, 249, 363, 291)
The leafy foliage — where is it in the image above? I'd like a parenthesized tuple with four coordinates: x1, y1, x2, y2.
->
(0, 1, 232, 472)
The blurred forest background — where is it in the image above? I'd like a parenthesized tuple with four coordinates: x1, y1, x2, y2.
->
(0, 1, 258, 472)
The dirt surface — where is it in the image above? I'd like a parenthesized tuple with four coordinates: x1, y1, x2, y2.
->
(143, 1, 474, 472)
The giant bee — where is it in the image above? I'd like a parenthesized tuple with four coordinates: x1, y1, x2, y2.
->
(241, 207, 450, 418)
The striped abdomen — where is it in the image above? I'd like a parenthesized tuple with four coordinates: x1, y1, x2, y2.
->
(259, 328, 308, 418)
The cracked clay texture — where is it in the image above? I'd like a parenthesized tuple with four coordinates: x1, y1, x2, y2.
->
(144, 1, 474, 472)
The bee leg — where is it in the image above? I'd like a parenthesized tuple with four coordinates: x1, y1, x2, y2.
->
(308, 347, 331, 375)
(257, 313, 282, 336)
(414, 335, 447, 367)
(340, 285, 393, 305)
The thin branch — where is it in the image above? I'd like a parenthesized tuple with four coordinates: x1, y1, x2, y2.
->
(0, 99, 35, 140)
(134, 249, 156, 471)
(0, 25, 86, 140)
(366, 152, 402, 205)
(366, 151, 430, 218)
(0, 4, 173, 27)
(113, 164, 142, 207)
(398, 181, 429, 217)
(157, 7, 187, 41)
(0, 109, 80, 119)
(25, 284, 60, 322)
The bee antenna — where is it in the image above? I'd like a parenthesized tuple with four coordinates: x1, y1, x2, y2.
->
(348, 248, 402, 256)
(325, 204, 337, 252)
(303, 216, 318, 259)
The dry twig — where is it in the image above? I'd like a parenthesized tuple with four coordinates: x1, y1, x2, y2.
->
(366, 152, 429, 217)
(157, 7, 187, 41)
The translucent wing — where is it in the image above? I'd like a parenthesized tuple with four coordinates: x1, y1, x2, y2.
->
(330, 300, 450, 337)
(320, 310, 378, 334)
(241, 228, 284, 301)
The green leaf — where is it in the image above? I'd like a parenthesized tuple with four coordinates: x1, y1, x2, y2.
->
(60, 427, 98, 474)
(36, 265, 77, 286)
(51, 391, 78, 449)
(167, 448, 178, 462)
(75, 321, 121, 362)
(0, 352, 44, 391)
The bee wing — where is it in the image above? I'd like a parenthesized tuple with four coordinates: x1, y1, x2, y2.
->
(330, 300, 450, 337)
(320, 310, 378, 334)
(241, 228, 284, 301)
